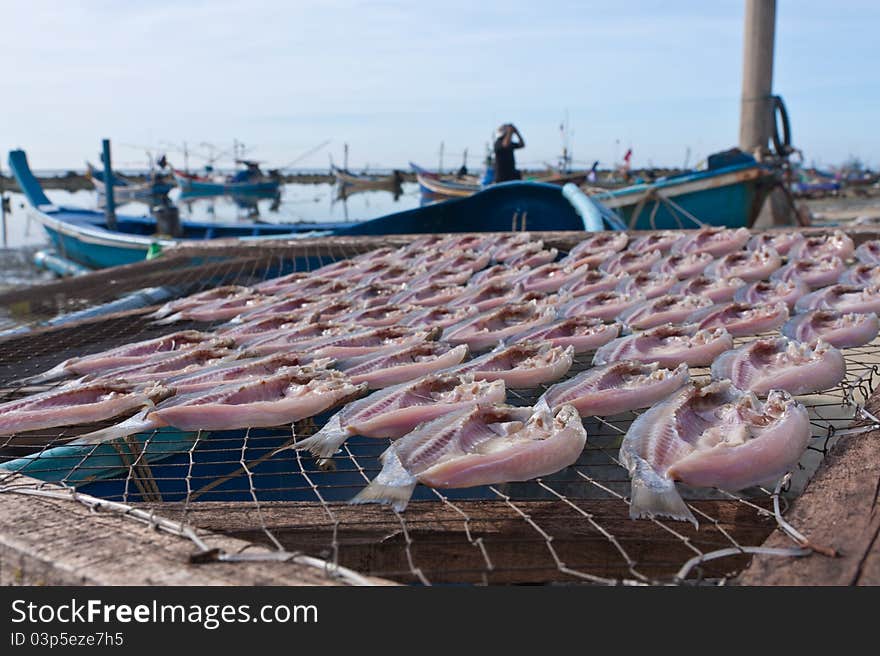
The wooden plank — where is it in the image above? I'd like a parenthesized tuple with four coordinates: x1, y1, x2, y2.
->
(738, 393, 880, 586)
(137, 499, 776, 584)
(0, 474, 389, 586)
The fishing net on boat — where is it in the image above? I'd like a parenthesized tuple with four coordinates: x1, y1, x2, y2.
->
(0, 231, 877, 586)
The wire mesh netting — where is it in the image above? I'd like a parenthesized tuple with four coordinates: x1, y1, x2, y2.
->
(0, 233, 877, 585)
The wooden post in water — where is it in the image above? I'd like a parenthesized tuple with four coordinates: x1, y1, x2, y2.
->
(102, 138, 117, 229)
(739, 0, 776, 156)
(0, 157, 7, 248)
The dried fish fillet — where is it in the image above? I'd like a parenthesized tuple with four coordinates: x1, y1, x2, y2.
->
(351, 404, 586, 511)
(149, 286, 251, 320)
(292, 374, 506, 458)
(651, 252, 714, 279)
(782, 310, 880, 349)
(672, 227, 750, 257)
(338, 342, 469, 389)
(747, 232, 804, 257)
(505, 316, 620, 353)
(402, 305, 480, 330)
(446, 342, 574, 388)
(166, 353, 326, 393)
(562, 232, 629, 268)
(733, 279, 809, 309)
(75, 368, 366, 444)
(789, 231, 854, 261)
(0, 381, 172, 434)
(618, 294, 713, 331)
(538, 361, 689, 416)
(687, 301, 788, 337)
(442, 302, 556, 351)
(513, 261, 592, 293)
(88, 346, 234, 384)
(703, 247, 781, 282)
(619, 381, 811, 524)
(615, 271, 679, 299)
(670, 275, 745, 303)
(558, 269, 626, 297)
(855, 240, 880, 265)
(770, 255, 845, 289)
(711, 337, 846, 395)
(600, 249, 662, 275)
(629, 231, 683, 255)
(839, 263, 880, 287)
(593, 323, 733, 368)
(794, 284, 880, 315)
(559, 289, 645, 321)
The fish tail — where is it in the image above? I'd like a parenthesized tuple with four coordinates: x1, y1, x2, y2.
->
(17, 361, 71, 385)
(290, 413, 351, 459)
(628, 459, 698, 528)
(153, 313, 183, 325)
(71, 410, 157, 445)
(350, 448, 417, 512)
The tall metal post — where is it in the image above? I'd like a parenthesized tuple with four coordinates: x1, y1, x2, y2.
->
(739, 0, 777, 157)
(102, 138, 117, 229)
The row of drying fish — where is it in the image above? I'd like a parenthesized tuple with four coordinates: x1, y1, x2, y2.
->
(4, 228, 878, 523)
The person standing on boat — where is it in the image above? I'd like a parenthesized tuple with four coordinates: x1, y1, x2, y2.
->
(493, 123, 525, 183)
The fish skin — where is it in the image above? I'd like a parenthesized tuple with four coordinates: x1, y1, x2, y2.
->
(615, 271, 680, 299)
(504, 316, 621, 353)
(770, 255, 846, 289)
(592, 323, 733, 368)
(672, 227, 750, 257)
(538, 361, 689, 416)
(670, 275, 745, 303)
(794, 284, 880, 315)
(686, 301, 789, 337)
(789, 231, 855, 261)
(650, 252, 716, 279)
(628, 231, 684, 255)
(294, 326, 441, 359)
(449, 281, 524, 312)
(291, 374, 507, 459)
(337, 342, 470, 389)
(617, 293, 713, 331)
(74, 367, 366, 444)
(703, 247, 781, 282)
(442, 302, 556, 351)
(561, 233, 629, 268)
(855, 240, 880, 265)
(559, 289, 645, 321)
(22, 331, 220, 383)
(619, 381, 811, 524)
(782, 310, 880, 349)
(351, 404, 586, 511)
(839, 263, 880, 287)
(401, 305, 481, 329)
(87, 346, 234, 385)
(0, 381, 173, 434)
(336, 303, 418, 327)
(747, 232, 805, 257)
(241, 321, 359, 353)
(444, 342, 574, 389)
(513, 261, 592, 293)
(711, 337, 846, 396)
(216, 312, 316, 341)
(389, 283, 467, 307)
(600, 249, 662, 275)
(733, 279, 809, 309)
(468, 264, 531, 287)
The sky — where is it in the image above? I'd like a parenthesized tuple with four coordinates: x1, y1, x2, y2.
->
(1, 0, 877, 172)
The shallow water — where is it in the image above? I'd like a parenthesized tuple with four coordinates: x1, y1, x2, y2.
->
(0, 182, 423, 249)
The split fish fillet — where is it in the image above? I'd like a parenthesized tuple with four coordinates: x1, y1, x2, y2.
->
(593, 323, 733, 368)
(0, 381, 172, 434)
(351, 403, 586, 511)
(782, 309, 880, 349)
(338, 342, 469, 389)
(402, 305, 480, 329)
(747, 232, 804, 256)
(733, 279, 809, 309)
(513, 261, 592, 293)
(617, 294, 713, 331)
(538, 361, 689, 416)
(600, 249, 661, 275)
(672, 227, 750, 257)
(619, 381, 811, 524)
(562, 232, 629, 268)
(74, 368, 366, 444)
(770, 255, 845, 289)
(789, 231, 854, 261)
(165, 352, 328, 393)
(442, 302, 556, 351)
(558, 269, 626, 297)
(88, 346, 234, 384)
(687, 301, 789, 337)
(711, 337, 846, 395)
(703, 247, 781, 282)
(615, 271, 679, 300)
(651, 252, 715, 280)
(291, 374, 506, 459)
(670, 275, 744, 303)
(794, 284, 880, 315)
(559, 289, 645, 321)
(839, 263, 880, 287)
(505, 316, 620, 353)
(468, 264, 531, 287)
(855, 240, 880, 265)
(445, 342, 574, 388)
(149, 286, 251, 320)
(628, 231, 683, 255)
(449, 281, 524, 312)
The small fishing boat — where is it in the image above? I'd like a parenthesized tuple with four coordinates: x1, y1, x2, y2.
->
(413, 162, 589, 199)
(86, 162, 174, 204)
(588, 149, 777, 230)
(172, 160, 281, 195)
(10, 149, 621, 272)
(331, 165, 402, 191)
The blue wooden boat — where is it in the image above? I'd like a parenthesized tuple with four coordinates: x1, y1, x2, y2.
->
(589, 150, 776, 230)
(10, 149, 620, 272)
(172, 160, 281, 195)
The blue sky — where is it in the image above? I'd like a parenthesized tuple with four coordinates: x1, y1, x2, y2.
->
(2, 1, 877, 171)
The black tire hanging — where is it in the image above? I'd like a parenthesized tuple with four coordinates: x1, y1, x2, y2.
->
(771, 95, 792, 156)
